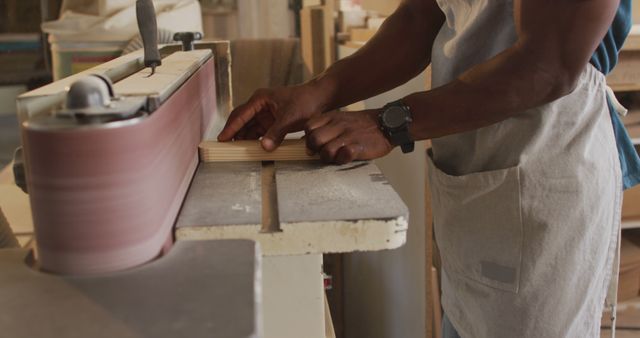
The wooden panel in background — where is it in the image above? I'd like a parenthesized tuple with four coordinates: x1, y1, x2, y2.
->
(0, 163, 14, 185)
(0, 185, 32, 237)
(350, 28, 376, 43)
(360, 0, 400, 16)
(230, 38, 303, 107)
(301, 6, 327, 80)
(425, 145, 436, 338)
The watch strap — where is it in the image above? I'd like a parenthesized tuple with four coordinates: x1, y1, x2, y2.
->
(381, 100, 415, 154)
(389, 130, 414, 153)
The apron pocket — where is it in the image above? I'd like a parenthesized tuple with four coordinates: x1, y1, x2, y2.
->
(427, 151, 523, 293)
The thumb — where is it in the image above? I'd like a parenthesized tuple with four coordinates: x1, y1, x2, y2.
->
(261, 118, 289, 152)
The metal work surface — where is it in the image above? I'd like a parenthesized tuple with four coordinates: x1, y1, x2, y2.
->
(275, 161, 408, 223)
(176, 161, 409, 255)
(0, 240, 261, 338)
(177, 162, 262, 227)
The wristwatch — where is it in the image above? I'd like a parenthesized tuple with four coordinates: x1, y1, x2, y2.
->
(379, 100, 415, 153)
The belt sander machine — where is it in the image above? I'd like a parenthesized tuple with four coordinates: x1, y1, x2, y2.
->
(1, 2, 409, 337)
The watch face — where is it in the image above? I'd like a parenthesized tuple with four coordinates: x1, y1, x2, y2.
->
(382, 106, 409, 129)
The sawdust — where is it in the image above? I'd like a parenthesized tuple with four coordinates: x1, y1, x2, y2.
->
(231, 203, 253, 213)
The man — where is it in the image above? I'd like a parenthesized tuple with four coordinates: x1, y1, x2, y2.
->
(219, 0, 638, 337)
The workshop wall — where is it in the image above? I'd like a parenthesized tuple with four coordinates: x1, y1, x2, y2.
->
(202, 0, 295, 40)
(340, 44, 428, 338)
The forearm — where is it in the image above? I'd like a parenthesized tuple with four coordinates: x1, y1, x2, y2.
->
(405, 45, 569, 139)
(309, 0, 444, 112)
(405, 0, 617, 140)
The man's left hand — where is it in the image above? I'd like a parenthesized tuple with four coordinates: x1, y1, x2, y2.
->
(304, 110, 394, 164)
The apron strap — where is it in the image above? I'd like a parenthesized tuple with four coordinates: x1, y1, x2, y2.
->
(606, 86, 628, 117)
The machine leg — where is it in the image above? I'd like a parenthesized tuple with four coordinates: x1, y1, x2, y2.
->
(262, 254, 326, 338)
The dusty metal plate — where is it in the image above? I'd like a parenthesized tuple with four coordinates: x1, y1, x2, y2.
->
(177, 162, 262, 228)
(0, 239, 261, 338)
(275, 161, 408, 223)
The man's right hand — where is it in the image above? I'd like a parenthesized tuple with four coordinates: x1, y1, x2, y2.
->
(217, 85, 324, 151)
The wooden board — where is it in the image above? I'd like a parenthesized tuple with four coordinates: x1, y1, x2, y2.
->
(0, 206, 19, 248)
(324, 294, 337, 338)
(301, 6, 327, 80)
(424, 144, 436, 338)
(113, 50, 213, 111)
(0, 162, 14, 184)
(0, 239, 261, 338)
(0, 184, 32, 236)
(608, 50, 640, 92)
(230, 38, 303, 107)
(176, 161, 408, 256)
(350, 28, 377, 43)
(199, 139, 317, 162)
(602, 296, 640, 330)
(0, 179, 34, 249)
(361, 0, 400, 16)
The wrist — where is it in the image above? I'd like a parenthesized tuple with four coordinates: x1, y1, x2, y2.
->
(402, 93, 424, 140)
(303, 74, 339, 113)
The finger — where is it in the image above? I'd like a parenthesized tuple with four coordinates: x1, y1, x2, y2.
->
(254, 123, 268, 137)
(304, 114, 332, 133)
(305, 123, 344, 154)
(235, 126, 249, 140)
(218, 98, 265, 141)
(335, 143, 364, 165)
(244, 127, 264, 140)
(255, 111, 275, 129)
(261, 117, 291, 151)
(319, 137, 349, 163)
(299, 134, 315, 156)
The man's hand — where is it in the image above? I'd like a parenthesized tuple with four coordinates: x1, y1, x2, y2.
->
(305, 110, 394, 164)
(218, 86, 323, 151)
(218, 0, 444, 151)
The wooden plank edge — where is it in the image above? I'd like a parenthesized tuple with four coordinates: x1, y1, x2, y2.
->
(324, 294, 337, 338)
(199, 139, 318, 162)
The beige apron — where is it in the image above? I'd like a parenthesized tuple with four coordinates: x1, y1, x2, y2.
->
(427, 0, 622, 337)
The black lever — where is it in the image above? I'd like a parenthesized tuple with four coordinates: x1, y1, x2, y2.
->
(136, 0, 161, 76)
(173, 32, 203, 51)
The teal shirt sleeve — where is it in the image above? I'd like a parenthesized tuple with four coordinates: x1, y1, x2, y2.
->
(608, 99, 640, 189)
(590, 0, 640, 189)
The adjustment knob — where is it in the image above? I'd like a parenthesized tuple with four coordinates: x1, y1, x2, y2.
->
(173, 32, 203, 51)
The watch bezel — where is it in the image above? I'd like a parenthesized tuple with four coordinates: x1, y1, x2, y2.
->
(381, 106, 411, 130)
(379, 100, 415, 154)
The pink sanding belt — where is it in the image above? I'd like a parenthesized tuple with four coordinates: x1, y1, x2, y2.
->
(22, 57, 216, 275)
